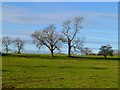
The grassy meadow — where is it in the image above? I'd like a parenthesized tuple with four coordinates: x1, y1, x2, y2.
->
(1, 54, 119, 88)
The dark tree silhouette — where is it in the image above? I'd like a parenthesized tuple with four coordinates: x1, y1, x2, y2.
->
(98, 44, 113, 59)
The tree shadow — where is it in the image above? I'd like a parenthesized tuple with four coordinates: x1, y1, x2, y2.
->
(2, 53, 11, 56)
(34, 65, 48, 68)
(58, 66, 107, 70)
(10, 65, 49, 68)
(2, 53, 119, 60)
(69, 56, 120, 60)
(2, 70, 12, 72)
(91, 67, 107, 69)
(2, 84, 16, 90)
(58, 66, 76, 68)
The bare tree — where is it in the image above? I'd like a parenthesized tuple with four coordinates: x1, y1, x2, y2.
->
(13, 38, 25, 53)
(2, 36, 12, 53)
(31, 25, 62, 57)
(82, 47, 92, 55)
(62, 17, 84, 56)
(72, 37, 85, 54)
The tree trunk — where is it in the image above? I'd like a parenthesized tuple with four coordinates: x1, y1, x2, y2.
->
(18, 51, 21, 54)
(6, 49, 8, 53)
(5, 46, 8, 53)
(18, 49, 21, 54)
(68, 43, 71, 57)
(50, 49, 54, 57)
(104, 55, 107, 59)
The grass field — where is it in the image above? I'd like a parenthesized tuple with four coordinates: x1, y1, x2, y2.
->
(1, 54, 119, 88)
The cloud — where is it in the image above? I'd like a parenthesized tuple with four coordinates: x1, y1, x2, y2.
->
(2, 31, 33, 44)
(2, 5, 66, 25)
(86, 40, 118, 45)
(2, 29, 33, 36)
(2, 4, 118, 29)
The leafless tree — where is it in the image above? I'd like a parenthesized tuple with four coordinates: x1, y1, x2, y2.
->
(2, 36, 12, 53)
(82, 47, 92, 55)
(62, 17, 84, 56)
(72, 37, 85, 54)
(31, 25, 63, 57)
(13, 38, 25, 53)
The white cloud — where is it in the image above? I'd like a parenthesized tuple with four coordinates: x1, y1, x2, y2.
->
(2, 29, 33, 36)
(2, 5, 118, 28)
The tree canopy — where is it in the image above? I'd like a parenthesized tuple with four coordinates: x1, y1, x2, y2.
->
(98, 44, 113, 58)
(2, 36, 12, 53)
(62, 17, 84, 57)
(31, 25, 63, 57)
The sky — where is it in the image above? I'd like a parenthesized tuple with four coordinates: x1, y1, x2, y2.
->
(2, 2, 118, 54)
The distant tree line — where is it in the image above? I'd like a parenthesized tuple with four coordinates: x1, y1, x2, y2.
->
(2, 16, 116, 59)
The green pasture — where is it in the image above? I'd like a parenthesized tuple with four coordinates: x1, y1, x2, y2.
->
(1, 54, 119, 88)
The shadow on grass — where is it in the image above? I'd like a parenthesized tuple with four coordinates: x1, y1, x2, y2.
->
(7, 65, 49, 68)
(2, 53, 11, 56)
(2, 53, 119, 60)
(2, 84, 16, 90)
(2, 69, 13, 72)
(70, 56, 120, 60)
(91, 67, 107, 69)
(34, 65, 48, 68)
(58, 66, 107, 69)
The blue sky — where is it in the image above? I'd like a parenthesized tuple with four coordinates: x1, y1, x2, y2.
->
(2, 2, 118, 54)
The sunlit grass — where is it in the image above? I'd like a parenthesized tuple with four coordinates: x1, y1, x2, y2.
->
(2, 54, 118, 88)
